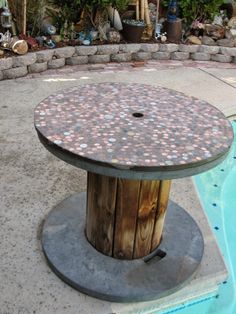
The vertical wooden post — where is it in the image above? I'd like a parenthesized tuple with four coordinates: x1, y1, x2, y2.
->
(23, 0, 27, 35)
(136, 0, 140, 20)
(86, 172, 171, 260)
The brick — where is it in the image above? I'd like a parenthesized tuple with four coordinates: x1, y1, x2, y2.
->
(132, 52, 152, 61)
(48, 58, 65, 69)
(36, 50, 54, 63)
(110, 53, 132, 62)
(171, 52, 189, 60)
(191, 52, 211, 61)
(0, 57, 13, 70)
(140, 43, 159, 52)
(178, 44, 199, 53)
(220, 47, 236, 57)
(28, 62, 47, 73)
(3, 66, 28, 79)
(13, 53, 36, 67)
(119, 44, 141, 53)
(199, 45, 219, 54)
(66, 56, 88, 65)
(152, 51, 170, 60)
(159, 44, 179, 52)
(54, 47, 75, 58)
(97, 45, 119, 55)
(76, 46, 97, 56)
(211, 54, 232, 63)
(88, 54, 110, 63)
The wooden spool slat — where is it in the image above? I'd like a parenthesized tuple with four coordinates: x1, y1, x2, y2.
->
(86, 172, 171, 260)
(133, 180, 160, 258)
(86, 172, 117, 256)
(113, 178, 141, 259)
(151, 180, 171, 250)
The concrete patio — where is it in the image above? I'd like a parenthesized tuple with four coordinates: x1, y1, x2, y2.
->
(1, 60, 236, 314)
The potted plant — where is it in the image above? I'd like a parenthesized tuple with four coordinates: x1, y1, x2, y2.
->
(122, 18, 145, 42)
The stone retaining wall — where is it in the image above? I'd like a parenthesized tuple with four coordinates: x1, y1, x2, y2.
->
(1, 43, 236, 80)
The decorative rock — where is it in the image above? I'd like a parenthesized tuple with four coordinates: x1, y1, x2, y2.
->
(140, 43, 159, 52)
(54, 47, 75, 58)
(13, 52, 37, 67)
(97, 45, 119, 55)
(66, 56, 88, 65)
(159, 44, 179, 52)
(3, 66, 28, 79)
(187, 36, 202, 45)
(48, 58, 65, 69)
(28, 62, 48, 73)
(76, 46, 97, 56)
(152, 51, 170, 60)
(0, 49, 4, 56)
(119, 44, 141, 53)
(205, 24, 225, 39)
(225, 29, 234, 40)
(0, 70, 3, 80)
(132, 52, 152, 61)
(220, 47, 236, 56)
(199, 45, 219, 54)
(191, 52, 210, 61)
(36, 50, 54, 63)
(171, 52, 189, 60)
(110, 53, 132, 62)
(0, 57, 12, 70)
(88, 54, 110, 64)
(202, 36, 216, 46)
(211, 54, 232, 63)
(178, 44, 199, 53)
(229, 29, 236, 38)
(228, 17, 236, 28)
(217, 38, 234, 47)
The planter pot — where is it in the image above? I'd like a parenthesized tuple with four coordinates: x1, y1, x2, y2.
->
(122, 20, 145, 43)
(165, 18, 182, 43)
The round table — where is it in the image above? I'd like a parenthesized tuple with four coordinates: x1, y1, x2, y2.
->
(35, 83, 233, 302)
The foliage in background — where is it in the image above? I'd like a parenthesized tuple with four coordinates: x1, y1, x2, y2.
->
(180, 0, 225, 23)
(27, 0, 52, 35)
(161, 0, 225, 24)
(47, 0, 83, 31)
(74, 0, 129, 28)
(46, 0, 129, 32)
(8, 0, 22, 32)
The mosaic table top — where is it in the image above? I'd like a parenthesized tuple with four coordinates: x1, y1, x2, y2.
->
(34, 82, 233, 172)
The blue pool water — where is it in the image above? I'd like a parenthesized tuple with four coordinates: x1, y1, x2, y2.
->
(193, 120, 236, 314)
(157, 121, 236, 314)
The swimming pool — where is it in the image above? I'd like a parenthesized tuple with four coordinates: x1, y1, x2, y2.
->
(156, 121, 236, 314)
(193, 120, 236, 314)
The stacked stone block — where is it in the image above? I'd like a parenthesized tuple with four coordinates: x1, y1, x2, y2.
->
(1, 43, 236, 80)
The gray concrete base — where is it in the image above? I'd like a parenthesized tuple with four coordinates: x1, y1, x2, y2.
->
(42, 192, 204, 302)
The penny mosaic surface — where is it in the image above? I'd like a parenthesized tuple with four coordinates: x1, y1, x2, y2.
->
(34, 83, 233, 169)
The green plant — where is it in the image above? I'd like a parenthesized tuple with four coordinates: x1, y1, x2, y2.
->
(180, 0, 224, 24)
(161, 0, 225, 24)
(47, 0, 83, 31)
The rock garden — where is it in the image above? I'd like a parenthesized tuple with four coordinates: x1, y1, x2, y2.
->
(1, 0, 236, 80)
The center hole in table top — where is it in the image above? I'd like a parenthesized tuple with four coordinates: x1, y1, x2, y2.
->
(132, 112, 144, 118)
